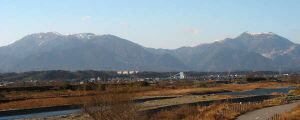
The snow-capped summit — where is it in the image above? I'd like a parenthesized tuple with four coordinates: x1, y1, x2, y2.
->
(71, 33, 96, 39)
(244, 32, 275, 35)
(237, 32, 282, 40)
(35, 32, 63, 36)
(26, 32, 64, 39)
(28, 32, 98, 39)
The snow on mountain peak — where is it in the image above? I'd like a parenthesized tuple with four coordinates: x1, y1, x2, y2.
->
(28, 32, 63, 38)
(73, 33, 95, 39)
(245, 32, 275, 36)
(50, 32, 62, 35)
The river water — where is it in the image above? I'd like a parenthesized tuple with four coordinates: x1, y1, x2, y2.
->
(220, 86, 296, 96)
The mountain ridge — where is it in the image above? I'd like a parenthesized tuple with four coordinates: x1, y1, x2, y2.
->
(0, 32, 299, 72)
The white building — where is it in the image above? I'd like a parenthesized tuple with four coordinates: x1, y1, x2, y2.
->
(122, 71, 129, 75)
(117, 71, 123, 74)
(171, 72, 186, 79)
(179, 72, 185, 79)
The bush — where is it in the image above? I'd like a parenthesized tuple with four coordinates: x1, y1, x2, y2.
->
(99, 84, 106, 91)
(85, 82, 98, 90)
(60, 82, 72, 90)
(129, 81, 150, 87)
(0, 93, 5, 100)
(137, 81, 150, 87)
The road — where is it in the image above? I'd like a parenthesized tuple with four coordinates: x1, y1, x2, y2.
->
(236, 101, 299, 120)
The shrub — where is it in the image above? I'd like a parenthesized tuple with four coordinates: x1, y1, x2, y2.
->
(85, 82, 98, 90)
(150, 105, 198, 120)
(137, 81, 150, 87)
(0, 93, 5, 100)
(60, 82, 72, 90)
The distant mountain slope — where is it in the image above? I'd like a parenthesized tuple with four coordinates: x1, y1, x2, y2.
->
(150, 32, 300, 71)
(0, 32, 299, 72)
(221, 32, 297, 58)
(0, 32, 189, 72)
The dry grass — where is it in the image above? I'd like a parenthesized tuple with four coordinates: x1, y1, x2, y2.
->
(150, 98, 286, 120)
(0, 89, 141, 111)
(2, 90, 97, 100)
(221, 82, 290, 91)
(277, 104, 300, 120)
(276, 87, 300, 120)
(0, 96, 91, 110)
(83, 91, 141, 120)
(149, 105, 199, 120)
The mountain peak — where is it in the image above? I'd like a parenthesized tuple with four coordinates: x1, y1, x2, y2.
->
(26, 32, 63, 39)
(33, 32, 62, 36)
(100, 34, 121, 38)
(236, 32, 283, 41)
(47, 32, 62, 35)
(244, 32, 275, 36)
(239, 32, 277, 38)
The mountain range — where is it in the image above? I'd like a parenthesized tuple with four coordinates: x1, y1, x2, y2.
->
(0, 32, 300, 72)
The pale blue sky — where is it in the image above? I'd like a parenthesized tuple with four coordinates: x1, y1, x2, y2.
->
(1, 0, 300, 49)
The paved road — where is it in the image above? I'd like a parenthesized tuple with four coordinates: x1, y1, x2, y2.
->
(236, 101, 299, 120)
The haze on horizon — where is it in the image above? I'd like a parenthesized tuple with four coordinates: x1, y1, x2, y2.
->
(1, 0, 300, 49)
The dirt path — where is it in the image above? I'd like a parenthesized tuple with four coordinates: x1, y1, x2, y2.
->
(236, 101, 299, 120)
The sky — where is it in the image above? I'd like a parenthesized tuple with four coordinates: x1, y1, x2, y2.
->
(0, 0, 300, 49)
